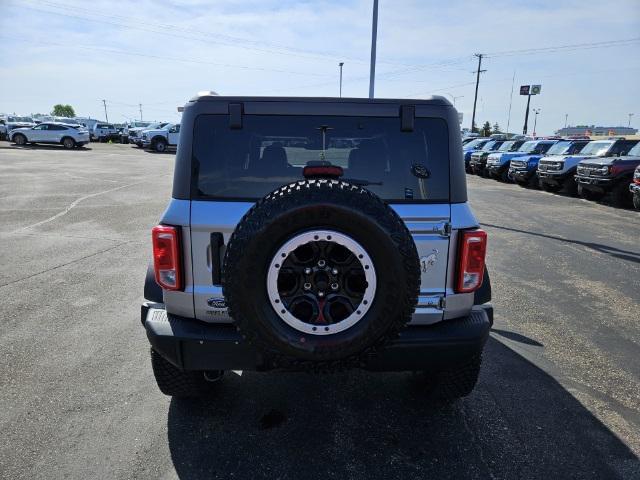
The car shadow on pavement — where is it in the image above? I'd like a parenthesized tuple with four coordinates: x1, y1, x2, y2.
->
(166, 338, 639, 479)
(481, 222, 640, 265)
(491, 328, 543, 347)
(4, 144, 92, 151)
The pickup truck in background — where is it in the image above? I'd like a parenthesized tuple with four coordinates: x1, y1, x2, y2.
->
(575, 141, 640, 206)
(509, 139, 589, 188)
(538, 139, 639, 194)
(91, 123, 119, 142)
(129, 122, 169, 147)
(141, 123, 180, 152)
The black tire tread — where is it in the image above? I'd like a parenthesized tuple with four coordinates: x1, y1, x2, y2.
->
(150, 349, 218, 397)
(223, 179, 420, 371)
(436, 355, 482, 402)
(540, 181, 561, 193)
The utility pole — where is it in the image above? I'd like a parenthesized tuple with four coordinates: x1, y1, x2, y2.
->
(139, 103, 143, 121)
(102, 99, 108, 123)
(368, 0, 378, 99)
(339, 62, 344, 98)
(532, 108, 541, 137)
(471, 54, 485, 133)
(629, 113, 634, 127)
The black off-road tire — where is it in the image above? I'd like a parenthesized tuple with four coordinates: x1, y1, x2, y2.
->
(610, 181, 632, 208)
(540, 180, 561, 193)
(578, 184, 605, 201)
(150, 349, 222, 397)
(419, 355, 482, 405)
(633, 193, 640, 211)
(223, 179, 420, 370)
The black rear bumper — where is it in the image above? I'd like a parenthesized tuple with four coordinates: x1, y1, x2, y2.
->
(142, 304, 493, 372)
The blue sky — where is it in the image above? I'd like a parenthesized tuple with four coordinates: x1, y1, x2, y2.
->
(0, 0, 639, 134)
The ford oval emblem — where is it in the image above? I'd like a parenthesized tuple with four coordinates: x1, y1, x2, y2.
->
(411, 163, 431, 179)
(207, 298, 227, 309)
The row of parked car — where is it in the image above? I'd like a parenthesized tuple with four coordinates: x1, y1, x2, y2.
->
(1, 116, 180, 153)
(463, 135, 640, 210)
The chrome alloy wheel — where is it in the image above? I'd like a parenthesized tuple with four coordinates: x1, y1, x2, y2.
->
(267, 230, 376, 336)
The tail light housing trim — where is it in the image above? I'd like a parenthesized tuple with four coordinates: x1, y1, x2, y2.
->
(455, 229, 487, 293)
(152, 225, 183, 291)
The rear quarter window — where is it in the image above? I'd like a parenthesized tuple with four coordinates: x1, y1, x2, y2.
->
(192, 114, 450, 202)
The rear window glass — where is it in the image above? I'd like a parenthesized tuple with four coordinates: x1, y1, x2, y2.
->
(192, 114, 450, 202)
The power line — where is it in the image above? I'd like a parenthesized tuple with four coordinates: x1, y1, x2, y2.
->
(0, 35, 335, 77)
(485, 37, 640, 58)
(15, 0, 417, 67)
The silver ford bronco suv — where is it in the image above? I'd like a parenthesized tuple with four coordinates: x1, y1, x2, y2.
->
(142, 94, 492, 402)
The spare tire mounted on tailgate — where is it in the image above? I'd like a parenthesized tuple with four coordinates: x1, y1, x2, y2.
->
(223, 178, 420, 369)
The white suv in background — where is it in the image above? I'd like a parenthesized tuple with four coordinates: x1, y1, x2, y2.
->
(9, 122, 90, 149)
(141, 123, 180, 152)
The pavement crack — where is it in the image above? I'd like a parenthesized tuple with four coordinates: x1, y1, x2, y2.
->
(0, 242, 133, 288)
(459, 402, 498, 480)
(9, 180, 150, 234)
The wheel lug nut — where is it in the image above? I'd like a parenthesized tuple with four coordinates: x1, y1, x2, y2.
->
(331, 283, 339, 291)
(318, 260, 326, 267)
(332, 268, 338, 275)
(304, 268, 312, 275)
(303, 283, 311, 290)
(318, 291, 325, 298)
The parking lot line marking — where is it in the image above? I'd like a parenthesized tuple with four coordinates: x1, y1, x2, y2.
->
(9, 180, 149, 234)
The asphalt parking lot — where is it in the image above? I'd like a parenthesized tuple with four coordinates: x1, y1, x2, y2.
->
(0, 142, 639, 480)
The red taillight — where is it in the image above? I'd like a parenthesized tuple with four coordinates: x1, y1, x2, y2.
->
(151, 225, 183, 291)
(456, 229, 487, 293)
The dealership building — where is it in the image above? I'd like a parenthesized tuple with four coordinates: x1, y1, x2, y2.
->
(555, 125, 637, 137)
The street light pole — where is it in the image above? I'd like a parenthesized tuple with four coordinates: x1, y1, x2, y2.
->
(565, 113, 568, 129)
(368, 0, 378, 99)
(444, 93, 464, 107)
(339, 62, 344, 98)
(532, 108, 540, 137)
(139, 103, 143, 121)
(629, 113, 634, 127)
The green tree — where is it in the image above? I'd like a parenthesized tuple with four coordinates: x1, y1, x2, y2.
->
(51, 104, 75, 117)
(493, 122, 501, 134)
(480, 121, 492, 136)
